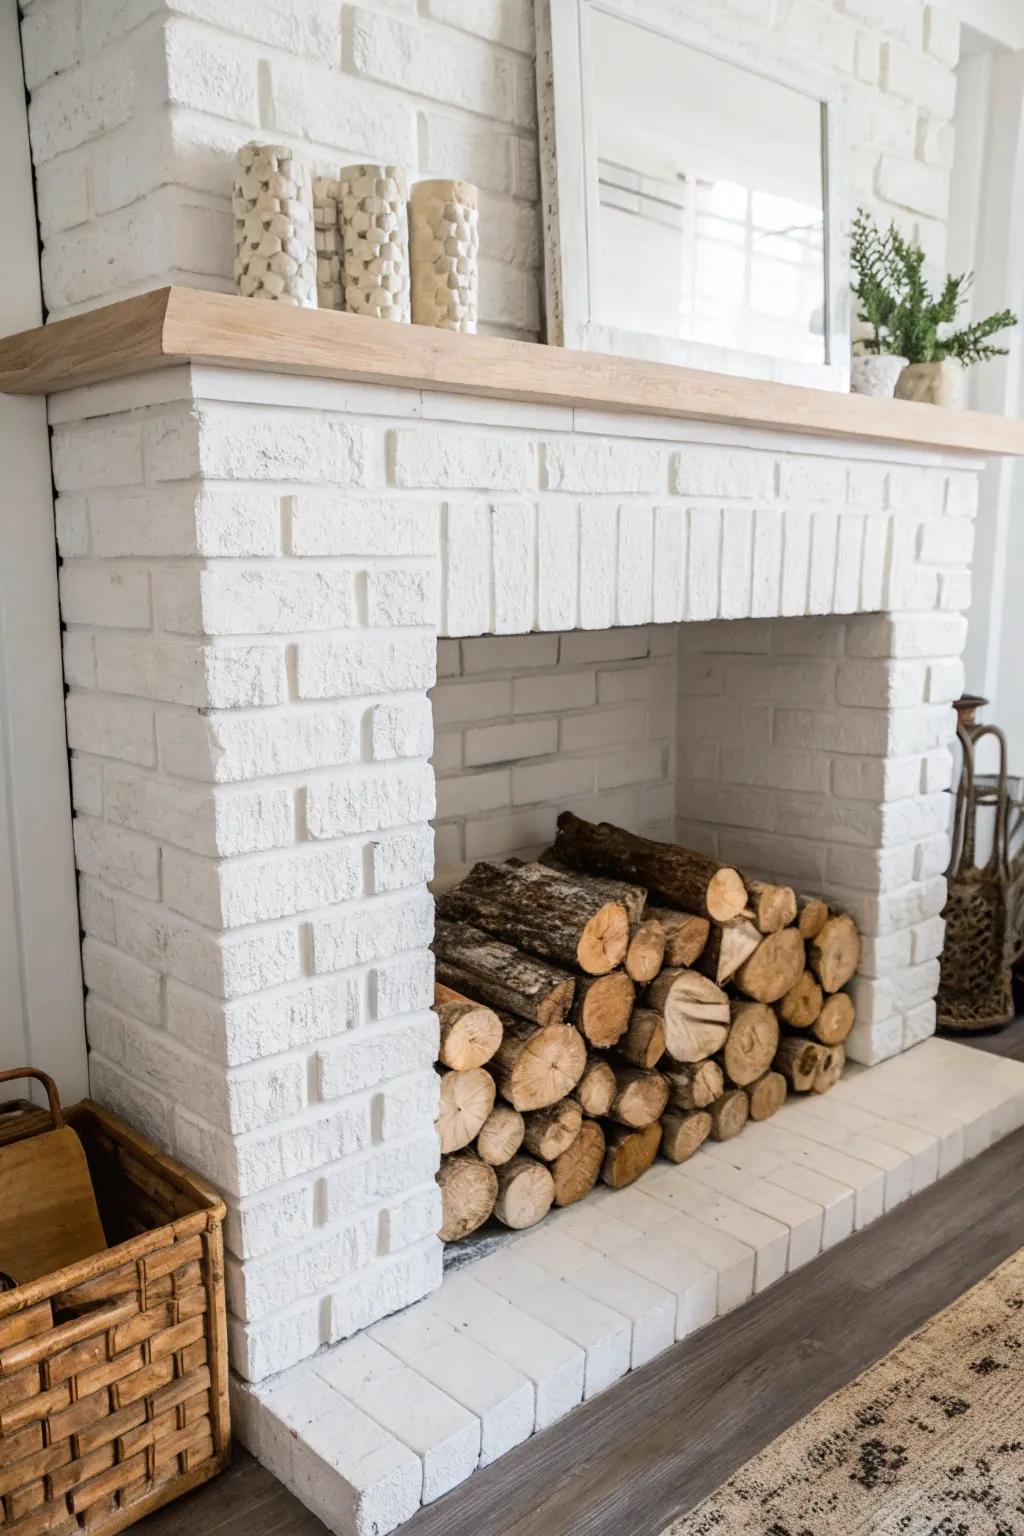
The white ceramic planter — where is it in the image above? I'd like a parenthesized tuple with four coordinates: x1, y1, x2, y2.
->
(851, 353, 909, 398)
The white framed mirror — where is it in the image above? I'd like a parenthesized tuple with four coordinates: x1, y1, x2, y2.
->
(535, 0, 851, 390)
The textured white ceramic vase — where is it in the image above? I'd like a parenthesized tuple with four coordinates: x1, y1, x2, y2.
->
(338, 165, 411, 322)
(233, 143, 317, 307)
(850, 353, 909, 398)
(410, 179, 480, 333)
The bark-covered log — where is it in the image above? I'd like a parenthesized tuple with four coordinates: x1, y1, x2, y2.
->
(746, 880, 798, 935)
(625, 918, 667, 984)
(733, 928, 805, 1004)
(723, 1001, 780, 1087)
(475, 1104, 525, 1166)
(746, 1070, 787, 1122)
(774, 1036, 829, 1092)
(709, 1089, 750, 1142)
(437, 1067, 496, 1153)
(434, 919, 575, 1026)
(571, 970, 635, 1049)
(813, 1043, 845, 1094)
(645, 968, 730, 1062)
(537, 850, 648, 926)
(607, 1064, 670, 1129)
(617, 1008, 667, 1070)
(663, 1059, 724, 1112)
(777, 970, 824, 1031)
(551, 1119, 605, 1207)
(490, 1015, 586, 1111)
(659, 1110, 712, 1164)
(493, 1155, 555, 1229)
(572, 1053, 618, 1118)
(648, 907, 710, 967)
(601, 1122, 662, 1188)
(522, 1099, 584, 1161)
(437, 860, 630, 975)
(808, 914, 861, 993)
(435, 989, 503, 1070)
(438, 1153, 498, 1242)
(695, 917, 761, 985)
(812, 992, 855, 1047)
(796, 895, 829, 940)
(553, 811, 747, 922)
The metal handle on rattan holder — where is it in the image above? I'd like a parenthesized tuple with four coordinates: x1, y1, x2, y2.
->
(0, 1068, 64, 1130)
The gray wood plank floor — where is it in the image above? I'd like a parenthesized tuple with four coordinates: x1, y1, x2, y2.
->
(137, 1031, 1024, 1536)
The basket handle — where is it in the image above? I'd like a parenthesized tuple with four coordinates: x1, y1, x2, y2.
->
(0, 1069, 64, 1130)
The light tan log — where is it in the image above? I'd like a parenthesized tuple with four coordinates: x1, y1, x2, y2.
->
(808, 914, 861, 993)
(437, 1153, 498, 1242)
(490, 1015, 586, 1112)
(663, 1059, 724, 1112)
(437, 1067, 496, 1153)
(493, 1155, 555, 1229)
(435, 992, 503, 1070)
(437, 860, 630, 975)
(778, 970, 824, 1030)
(625, 918, 666, 984)
(695, 917, 761, 985)
(648, 907, 710, 967)
(552, 811, 747, 922)
(746, 880, 798, 935)
(572, 1053, 617, 1118)
(607, 1065, 670, 1129)
(475, 1104, 525, 1166)
(733, 928, 805, 1004)
(813, 1043, 845, 1094)
(537, 850, 648, 925)
(723, 1001, 780, 1087)
(617, 1008, 667, 1070)
(571, 970, 635, 1048)
(551, 1119, 605, 1207)
(522, 1099, 583, 1161)
(659, 1110, 712, 1164)
(812, 992, 855, 1047)
(796, 895, 829, 940)
(774, 1036, 829, 1092)
(434, 919, 574, 1026)
(746, 1070, 787, 1122)
(601, 1122, 662, 1188)
(709, 1089, 750, 1142)
(645, 968, 730, 1062)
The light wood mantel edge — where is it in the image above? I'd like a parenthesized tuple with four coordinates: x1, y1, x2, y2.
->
(1, 286, 1022, 457)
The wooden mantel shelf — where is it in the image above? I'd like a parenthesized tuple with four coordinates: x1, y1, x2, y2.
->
(2, 286, 1022, 457)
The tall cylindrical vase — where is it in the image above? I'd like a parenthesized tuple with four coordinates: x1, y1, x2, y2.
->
(233, 143, 317, 307)
(338, 164, 410, 322)
(410, 179, 479, 333)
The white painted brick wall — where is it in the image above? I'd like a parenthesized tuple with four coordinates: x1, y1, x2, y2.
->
(20, 0, 960, 326)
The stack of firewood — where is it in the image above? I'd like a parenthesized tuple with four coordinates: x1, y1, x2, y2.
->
(433, 810, 861, 1243)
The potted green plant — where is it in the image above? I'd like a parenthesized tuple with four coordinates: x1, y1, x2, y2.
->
(849, 208, 1018, 404)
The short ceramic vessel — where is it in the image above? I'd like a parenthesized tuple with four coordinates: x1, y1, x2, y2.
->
(894, 358, 964, 408)
(850, 353, 909, 398)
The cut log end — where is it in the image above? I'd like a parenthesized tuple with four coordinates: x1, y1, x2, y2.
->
(697, 917, 761, 986)
(601, 1122, 662, 1189)
(573, 1054, 617, 1118)
(746, 1070, 787, 1122)
(813, 991, 855, 1047)
(436, 1067, 496, 1154)
(659, 1110, 712, 1164)
(578, 901, 631, 975)
(608, 1065, 670, 1129)
(618, 1008, 667, 1071)
(796, 895, 829, 940)
(813, 1043, 845, 1094)
(572, 971, 635, 1049)
(723, 1001, 780, 1087)
(491, 1017, 587, 1112)
(778, 970, 824, 1031)
(808, 914, 861, 993)
(747, 880, 798, 935)
(709, 1089, 750, 1142)
(522, 1099, 584, 1162)
(649, 908, 710, 968)
(475, 1104, 525, 1166)
(493, 1156, 555, 1229)
(707, 866, 748, 923)
(435, 996, 503, 1071)
(774, 1036, 831, 1093)
(551, 1119, 605, 1207)
(663, 1059, 724, 1112)
(625, 918, 667, 984)
(647, 968, 730, 1064)
(438, 1153, 498, 1242)
(734, 928, 805, 1004)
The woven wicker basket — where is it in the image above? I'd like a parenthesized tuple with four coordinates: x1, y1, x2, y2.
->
(0, 1076, 230, 1536)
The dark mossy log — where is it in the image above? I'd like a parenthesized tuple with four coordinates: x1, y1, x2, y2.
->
(551, 1119, 606, 1207)
(746, 880, 798, 935)
(733, 928, 805, 1004)
(663, 1059, 724, 1112)
(552, 811, 747, 922)
(537, 849, 648, 925)
(438, 1153, 498, 1242)
(607, 1064, 670, 1129)
(572, 1053, 618, 1118)
(648, 907, 711, 967)
(723, 1001, 780, 1087)
(625, 918, 667, 984)
(814, 1042, 845, 1093)
(617, 1008, 667, 1070)
(645, 968, 730, 1062)
(437, 860, 630, 975)
(695, 917, 761, 985)
(812, 991, 855, 1046)
(570, 970, 635, 1049)
(746, 1070, 787, 1122)
(660, 1109, 712, 1164)
(796, 895, 829, 940)
(493, 1155, 555, 1229)
(434, 986, 503, 1070)
(434, 919, 575, 1026)
(522, 1098, 584, 1161)
(437, 1067, 496, 1154)
(777, 970, 824, 1031)
(475, 1103, 525, 1166)
(601, 1121, 662, 1188)
(808, 913, 861, 993)
(709, 1088, 750, 1142)
(774, 1035, 830, 1092)
(490, 1014, 587, 1112)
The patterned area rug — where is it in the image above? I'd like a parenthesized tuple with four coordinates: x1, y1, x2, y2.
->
(663, 1249, 1024, 1535)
